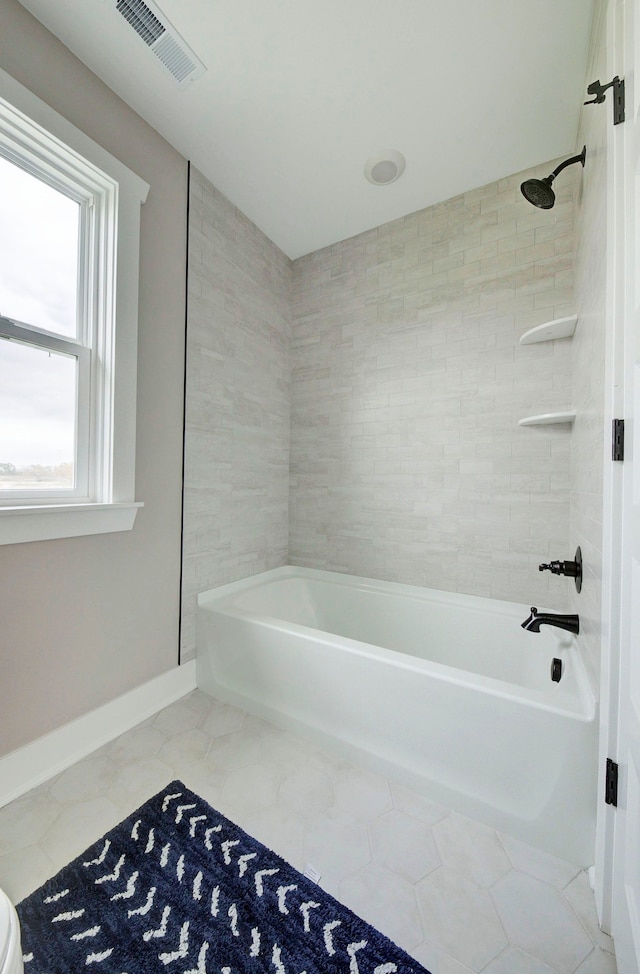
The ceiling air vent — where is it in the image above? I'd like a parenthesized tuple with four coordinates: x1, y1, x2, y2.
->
(114, 0, 206, 88)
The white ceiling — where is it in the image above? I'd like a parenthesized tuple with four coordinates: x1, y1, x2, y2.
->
(17, 0, 595, 259)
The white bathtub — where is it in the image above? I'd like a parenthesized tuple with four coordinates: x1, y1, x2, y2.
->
(197, 566, 597, 864)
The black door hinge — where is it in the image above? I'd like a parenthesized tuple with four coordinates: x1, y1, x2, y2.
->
(614, 78, 626, 125)
(612, 419, 625, 461)
(605, 758, 619, 807)
(585, 76, 625, 125)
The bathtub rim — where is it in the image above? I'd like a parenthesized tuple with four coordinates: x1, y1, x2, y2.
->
(197, 566, 596, 722)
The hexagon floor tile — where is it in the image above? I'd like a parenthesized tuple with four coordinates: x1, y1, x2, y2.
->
(491, 871, 594, 973)
(0, 689, 618, 974)
(369, 809, 441, 883)
(415, 866, 508, 970)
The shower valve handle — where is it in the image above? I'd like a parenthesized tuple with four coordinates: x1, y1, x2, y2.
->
(538, 547, 583, 593)
(539, 560, 578, 577)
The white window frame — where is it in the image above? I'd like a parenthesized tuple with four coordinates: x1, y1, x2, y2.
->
(0, 69, 149, 545)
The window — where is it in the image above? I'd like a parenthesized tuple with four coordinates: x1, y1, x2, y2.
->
(0, 153, 92, 501)
(0, 69, 149, 545)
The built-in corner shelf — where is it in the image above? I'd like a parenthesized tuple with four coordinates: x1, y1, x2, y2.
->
(518, 412, 576, 427)
(519, 314, 578, 345)
(518, 315, 577, 428)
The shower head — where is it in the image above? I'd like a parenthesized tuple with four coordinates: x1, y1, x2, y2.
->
(521, 176, 556, 209)
(520, 146, 586, 209)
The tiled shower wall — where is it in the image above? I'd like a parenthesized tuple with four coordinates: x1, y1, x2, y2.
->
(182, 160, 590, 664)
(181, 168, 292, 662)
(570, 0, 608, 691)
(289, 163, 579, 609)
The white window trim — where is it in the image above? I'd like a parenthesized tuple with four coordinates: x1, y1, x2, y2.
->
(0, 68, 149, 546)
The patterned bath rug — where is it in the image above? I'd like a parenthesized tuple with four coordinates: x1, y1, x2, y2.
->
(17, 780, 431, 973)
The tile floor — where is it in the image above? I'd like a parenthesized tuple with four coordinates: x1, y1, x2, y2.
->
(0, 690, 617, 974)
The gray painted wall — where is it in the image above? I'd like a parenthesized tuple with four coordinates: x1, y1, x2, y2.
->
(0, 0, 187, 756)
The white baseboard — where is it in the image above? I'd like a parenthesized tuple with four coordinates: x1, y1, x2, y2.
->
(0, 660, 197, 808)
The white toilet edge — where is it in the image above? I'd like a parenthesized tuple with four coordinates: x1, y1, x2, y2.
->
(0, 888, 24, 974)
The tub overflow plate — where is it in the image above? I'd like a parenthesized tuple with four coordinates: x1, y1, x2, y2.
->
(551, 658, 563, 683)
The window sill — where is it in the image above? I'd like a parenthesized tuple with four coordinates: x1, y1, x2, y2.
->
(0, 502, 143, 546)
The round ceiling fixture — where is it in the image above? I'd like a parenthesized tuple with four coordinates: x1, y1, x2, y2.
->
(364, 150, 406, 186)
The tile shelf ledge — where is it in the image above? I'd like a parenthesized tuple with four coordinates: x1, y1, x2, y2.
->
(518, 412, 576, 427)
(519, 315, 578, 345)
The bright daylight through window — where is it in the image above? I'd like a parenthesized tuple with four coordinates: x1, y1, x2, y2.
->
(0, 73, 148, 544)
(0, 154, 86, 497)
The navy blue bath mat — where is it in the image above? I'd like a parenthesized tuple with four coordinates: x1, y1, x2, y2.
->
(18, 780, 430, 973)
